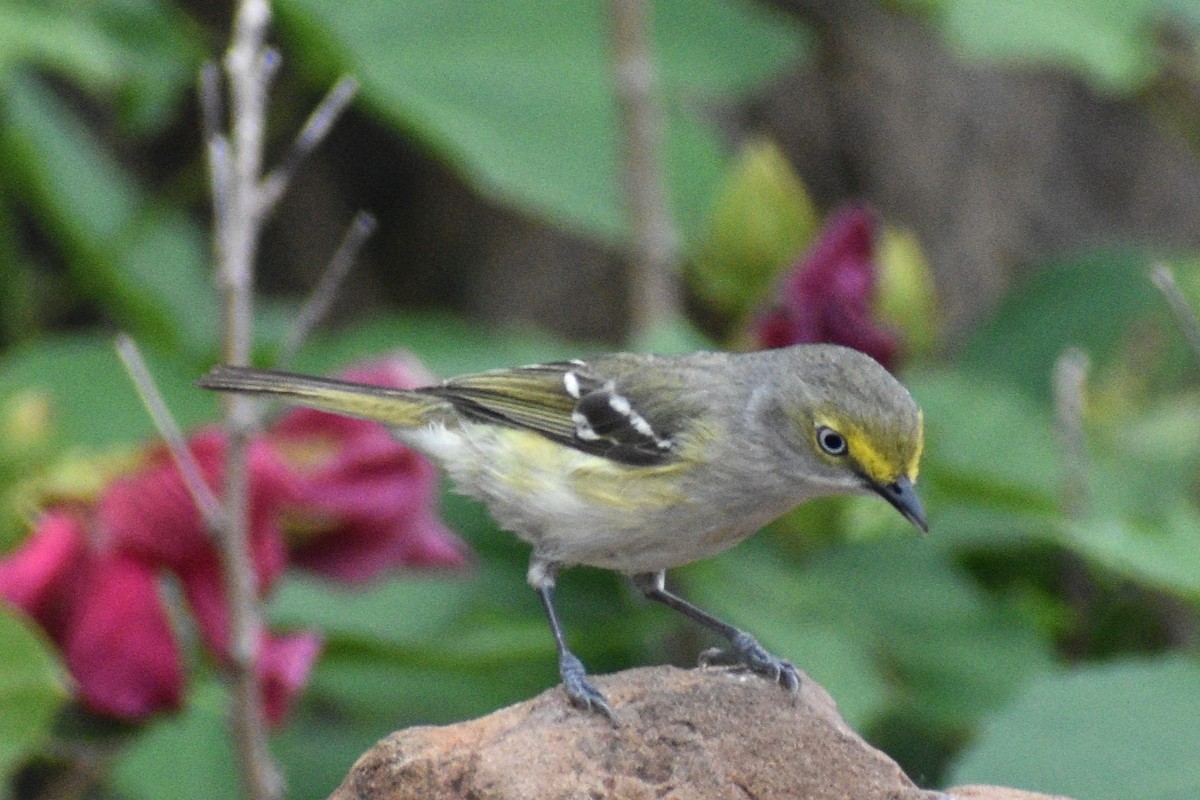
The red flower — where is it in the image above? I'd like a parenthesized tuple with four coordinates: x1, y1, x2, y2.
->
(99, 427, 291, 589)
(270, 356, 469, 584)
(0, 353, 465, 726)
(259, 630, 323, 726)
(0, 511, 184, 720)
(0, 510, 85, 633)
(61, 554, 183, 719)
(99, 427, 294, 656)
(756, 205, 900, 370)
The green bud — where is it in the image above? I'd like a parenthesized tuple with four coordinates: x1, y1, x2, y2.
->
(690, 138, 818, 319)
(875, 225, 938, 358)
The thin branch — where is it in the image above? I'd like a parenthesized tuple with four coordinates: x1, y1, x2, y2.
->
(200, 62, 232, 234)
(114, 335, 222, 528)
(211, 1, 281, 798)
(260, 76, 360, 216)
(1150, 263, 1200, 367)
(1053, 347, 1090, 519)
(278, 210, 377, 366)
(1052, 347, 1098, 659)
(607, 0, 682, 343)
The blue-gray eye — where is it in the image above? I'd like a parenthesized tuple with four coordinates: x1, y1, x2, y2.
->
(817, 426, 847, 456)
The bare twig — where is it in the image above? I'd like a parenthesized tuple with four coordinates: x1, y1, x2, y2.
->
(203, 4, 360, 796)
(1053, 347, 1090, 519)
(200, 62, 232, 232)
(1052, 347, 1099, 660)
(278, 210, 377, 366)
(607, 0, 682, 343)
(260, 76, 360, 215)
(115, 335, 222, 528)
(209, 2, 280, 798)
(1150, 263, 1200, 367)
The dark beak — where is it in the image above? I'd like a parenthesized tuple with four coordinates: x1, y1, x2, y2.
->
(873, 475, 928, 533)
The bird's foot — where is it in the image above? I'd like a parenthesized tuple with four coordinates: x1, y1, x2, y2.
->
(698, 630, 800, 692)
(559, 651, 618, 724)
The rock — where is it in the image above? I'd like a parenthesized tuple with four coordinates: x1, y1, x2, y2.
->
(328, 666, 1073, 800)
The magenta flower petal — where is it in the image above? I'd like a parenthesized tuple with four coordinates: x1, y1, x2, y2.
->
(290, 508, 467, 583)
(99, 427, 291, 591)
(0, 511, 87, 634)
(176, 548, 231, 656)
(268, 355, 468, 584)
(756, 205, 900, 369)
(258, 630, 322, 726)
(63, 555, 183, 719)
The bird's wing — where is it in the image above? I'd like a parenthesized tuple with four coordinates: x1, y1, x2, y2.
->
(419, 361, 680, 466)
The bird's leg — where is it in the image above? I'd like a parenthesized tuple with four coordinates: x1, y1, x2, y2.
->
(529, 559, 617, 723)
(632, 571, 800, 692)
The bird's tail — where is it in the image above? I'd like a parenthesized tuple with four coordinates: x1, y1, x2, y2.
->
(197, 365, 440, 428)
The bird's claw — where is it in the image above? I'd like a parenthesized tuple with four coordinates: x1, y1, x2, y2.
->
(698, 631, 800, 692)
(559, 651, 619, 724)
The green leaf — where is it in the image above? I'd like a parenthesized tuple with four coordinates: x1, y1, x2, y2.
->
(905, 368, 1062, 551)
(1061, 502, 1200, 602)
(276, 0, 811, 242)
(110, 682, 240, 800)
(0, 605, 67, 779)
(876, 224, 938, 357)
(929, 0, 1162, 94)
(306, 644, 555, 726)
(268, 572, 482, 647)
(0, 334, 214, 450)
(0, 0, 199, 133)
(0, 72, 217, 355)
(270, 707, 392, 800)
(947, 656, 1200, 800)
(911, 368, 1060, 497)
(960, 248, 1163, 401)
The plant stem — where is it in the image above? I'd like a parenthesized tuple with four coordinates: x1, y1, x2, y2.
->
(208, 1, 279, 798)
(278, 210, 376, 366)
(1053, 347, 1090, 519)
(608, 0, 682, 343)
(1150, 263, 1200, 368)
(201, 4, 362, 795)
(114, 334, 222, 528)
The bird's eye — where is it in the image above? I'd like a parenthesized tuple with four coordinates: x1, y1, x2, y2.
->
(816, 426, 848, 456)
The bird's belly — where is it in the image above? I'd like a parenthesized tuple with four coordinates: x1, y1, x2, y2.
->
(404, 422, 788, 573)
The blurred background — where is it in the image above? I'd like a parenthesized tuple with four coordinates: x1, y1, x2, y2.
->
(2, 1, 1200, 798)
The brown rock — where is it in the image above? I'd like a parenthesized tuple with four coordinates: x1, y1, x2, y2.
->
(329, 666, 1074, 800)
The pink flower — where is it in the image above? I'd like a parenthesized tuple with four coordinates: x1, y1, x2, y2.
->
(99, 427, 296, 661)
(756, 205, 900, 370)
(269, 355, 469, 584)
(0, 510, 85, 633)
(259, 630, 323, 726)
(0, 511, 184, 720)
(99, 427, 291, 591)
(0, 352, 465, 726)
(61, 554, 184, 719)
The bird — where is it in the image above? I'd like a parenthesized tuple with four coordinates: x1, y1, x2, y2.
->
(198, 343, 926, 721)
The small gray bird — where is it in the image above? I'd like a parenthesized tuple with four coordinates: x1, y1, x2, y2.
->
(199, 343, 926, 720)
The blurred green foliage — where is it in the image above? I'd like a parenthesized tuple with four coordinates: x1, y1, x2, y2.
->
(276, 0, 810, 241)
(1, 2, 1199, 800)
(0, 612, 66, 781)
(900, 0, 1195, 94)
(948, 657, 1200, 797)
